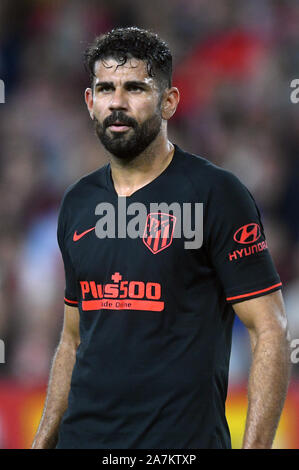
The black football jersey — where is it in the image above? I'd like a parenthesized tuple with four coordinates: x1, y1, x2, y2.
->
(55, 144, 281, 449)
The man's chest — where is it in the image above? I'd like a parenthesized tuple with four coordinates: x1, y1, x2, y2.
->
(65, 190, 205, 278)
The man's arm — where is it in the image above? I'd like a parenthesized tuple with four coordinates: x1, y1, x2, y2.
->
(232, 290, 291, 449)
(31, 304, 80, 449)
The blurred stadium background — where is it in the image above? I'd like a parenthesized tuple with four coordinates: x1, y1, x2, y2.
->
(0, 0, 298, 449)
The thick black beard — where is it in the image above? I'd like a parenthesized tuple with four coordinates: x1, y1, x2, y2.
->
(93, 110, 162, 160)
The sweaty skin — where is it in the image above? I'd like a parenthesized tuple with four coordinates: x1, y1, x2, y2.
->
(85, 58, 180, 197)
(233, 291, 291, 449)
(31, 305, 80, 449)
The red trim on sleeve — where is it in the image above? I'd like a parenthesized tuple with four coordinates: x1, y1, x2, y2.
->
(64, 297, 78, 305)
(226, 282, 282, 302)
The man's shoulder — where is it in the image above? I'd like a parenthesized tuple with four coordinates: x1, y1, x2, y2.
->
(60, 164, 109, 209)
(175, 145, 243, 192)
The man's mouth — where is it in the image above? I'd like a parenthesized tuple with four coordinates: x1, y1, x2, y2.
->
(108, 121, 132, 132)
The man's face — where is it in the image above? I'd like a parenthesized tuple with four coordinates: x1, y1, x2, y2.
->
(85, 57, 163, 160)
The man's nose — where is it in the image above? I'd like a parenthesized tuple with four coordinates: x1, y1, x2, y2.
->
(109, 87, 128, 111)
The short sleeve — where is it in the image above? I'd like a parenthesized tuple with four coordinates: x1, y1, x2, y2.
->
(57, 198, 79, 307)
(204, 169, 282, 304)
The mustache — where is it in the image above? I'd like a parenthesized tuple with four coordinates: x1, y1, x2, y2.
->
(103, 111, 138, 130)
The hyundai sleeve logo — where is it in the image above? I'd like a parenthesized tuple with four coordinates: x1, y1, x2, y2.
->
(233, 223, 261, 244)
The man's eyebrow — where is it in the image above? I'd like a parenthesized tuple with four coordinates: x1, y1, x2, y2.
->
(94, 81, 114, 88)
(94, 80, 150, 89)
(124, 80, 150, 88)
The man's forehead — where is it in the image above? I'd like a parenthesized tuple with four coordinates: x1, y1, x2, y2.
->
(93, 57, 153, 83)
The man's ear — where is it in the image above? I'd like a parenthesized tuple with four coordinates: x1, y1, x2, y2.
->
(85, 87, 94, 119)
(161, 87, 180, 120)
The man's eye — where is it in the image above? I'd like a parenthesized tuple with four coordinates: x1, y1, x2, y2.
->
(98, 86, 113, 93)
(128, 85, 143, 92)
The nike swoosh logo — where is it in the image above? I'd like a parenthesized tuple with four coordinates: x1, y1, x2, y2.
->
(73, 226, 95, 242)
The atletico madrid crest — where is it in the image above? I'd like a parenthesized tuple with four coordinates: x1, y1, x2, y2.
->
(143, 212, 176, 254)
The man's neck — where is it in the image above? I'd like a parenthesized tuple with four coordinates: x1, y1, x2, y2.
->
(108, 135, 175, 197)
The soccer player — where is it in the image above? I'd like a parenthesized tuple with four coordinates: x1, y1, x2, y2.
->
(32, 27, 290, 449)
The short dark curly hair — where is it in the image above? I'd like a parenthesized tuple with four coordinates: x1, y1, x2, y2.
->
(84, 27, 172, 92)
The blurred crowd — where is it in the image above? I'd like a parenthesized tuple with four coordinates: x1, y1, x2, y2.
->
(0, 0, 298, 385)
